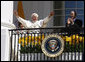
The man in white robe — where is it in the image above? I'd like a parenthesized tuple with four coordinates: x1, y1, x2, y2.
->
(14, 10, 54, 33)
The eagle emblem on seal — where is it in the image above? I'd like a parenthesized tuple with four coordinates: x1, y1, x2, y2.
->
(41, 34, 64, 57)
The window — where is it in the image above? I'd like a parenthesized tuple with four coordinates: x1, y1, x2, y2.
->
(53, 1, 65, 26)
(53, 1, 84, 26)
(65, 1, 84, 26)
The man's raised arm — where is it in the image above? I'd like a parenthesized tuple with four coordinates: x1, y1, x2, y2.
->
(41, 11, 54, 27)
(13, 10, 28, 28)
(14, 10, 19, 18)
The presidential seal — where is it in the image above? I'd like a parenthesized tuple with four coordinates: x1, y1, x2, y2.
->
(41, 34, 64, 57)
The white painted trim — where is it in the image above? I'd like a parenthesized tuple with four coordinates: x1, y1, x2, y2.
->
(1, 21, 16, 29)
(19, 52, 83, 61)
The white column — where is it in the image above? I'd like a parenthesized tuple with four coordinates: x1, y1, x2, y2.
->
(1, 1, 14, 23)
(1, 1, 15, 61)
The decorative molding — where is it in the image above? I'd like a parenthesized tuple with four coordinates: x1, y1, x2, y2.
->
(1, 21, 16, 29)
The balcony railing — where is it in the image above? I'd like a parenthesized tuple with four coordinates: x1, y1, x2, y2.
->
(9, 26, 84, 61)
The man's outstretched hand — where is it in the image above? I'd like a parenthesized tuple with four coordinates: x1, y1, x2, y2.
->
(14, 10, 19, 18)
(49, 11, 54, 18)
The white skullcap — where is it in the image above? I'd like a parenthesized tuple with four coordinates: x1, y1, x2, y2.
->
(31, 13, 39, 18)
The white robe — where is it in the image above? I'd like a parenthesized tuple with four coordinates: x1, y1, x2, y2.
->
(17, 16, 52, 33)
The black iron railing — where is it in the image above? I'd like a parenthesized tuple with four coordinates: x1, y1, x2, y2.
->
(9, 27, 84, 61)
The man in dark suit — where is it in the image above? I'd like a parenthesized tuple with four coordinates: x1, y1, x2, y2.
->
(61, 10, 82, 34)
(66, 10, 77, 27)
(66, 11, 82, 34)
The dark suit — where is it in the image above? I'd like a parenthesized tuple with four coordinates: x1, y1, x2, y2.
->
(66, 19, 82, 33)
(61, 19, 82, 35)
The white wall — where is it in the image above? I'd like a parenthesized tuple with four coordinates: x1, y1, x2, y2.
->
(1, 1, 14, 23)
(1, 1, 15, 61)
